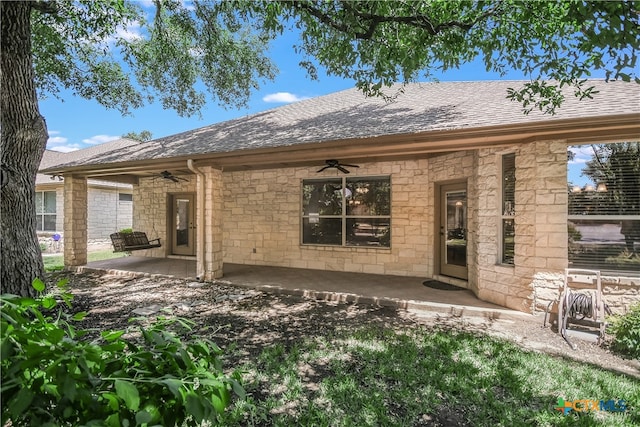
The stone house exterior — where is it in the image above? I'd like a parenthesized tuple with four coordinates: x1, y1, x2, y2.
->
(36, 139, 140, 250)
(44, 81, 640, 313)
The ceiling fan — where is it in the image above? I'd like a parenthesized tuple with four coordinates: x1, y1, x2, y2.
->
(317, 159, 360, 174)
(157, 170, 188, 183)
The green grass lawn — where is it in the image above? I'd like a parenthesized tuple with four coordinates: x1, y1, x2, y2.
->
(43, 249, 125, 272)
(220, 325, 639, 426)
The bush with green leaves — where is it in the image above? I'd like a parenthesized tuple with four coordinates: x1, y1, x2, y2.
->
(1, 278, 244, 426)
(608, 302, 640, 359)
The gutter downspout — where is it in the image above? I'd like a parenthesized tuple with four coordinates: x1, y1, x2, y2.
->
(187, 159, 206, 280)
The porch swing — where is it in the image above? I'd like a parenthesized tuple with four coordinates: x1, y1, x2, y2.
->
(109, 180, 162, 253)
(110, 231, 161, 253)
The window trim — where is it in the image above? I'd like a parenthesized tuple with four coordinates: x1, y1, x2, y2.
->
(35, 190, 57, 232)
(300, 175, 392, 248)
(498, 153, 516, 265)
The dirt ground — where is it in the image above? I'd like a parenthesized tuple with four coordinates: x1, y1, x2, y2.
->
(49, 271, 639, 380)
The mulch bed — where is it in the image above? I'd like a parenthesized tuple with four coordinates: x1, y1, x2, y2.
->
(48, 271, 640, 378)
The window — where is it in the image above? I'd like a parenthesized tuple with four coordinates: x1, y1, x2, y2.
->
(568, 143, 640, 274)
(119, 193, 133, 202)
(501, 153, 516, 264)
(302, 176, 391, 247)
(35, 191, 57, 231)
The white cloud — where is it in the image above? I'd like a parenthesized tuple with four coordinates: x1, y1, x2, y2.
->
(262, 92, 309, 103)
(47, 136, 68, 145)
(568, 145, 595, 165)
(116, 21, 143, 42)
(46, 132, 78, 152)
(82, 135, 121, 145)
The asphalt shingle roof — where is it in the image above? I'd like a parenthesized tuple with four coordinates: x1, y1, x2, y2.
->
(46, 80, 640, 170)
(37, 138, 141, 183)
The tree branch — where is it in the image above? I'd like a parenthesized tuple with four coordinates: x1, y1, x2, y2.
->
(290, 0, 502, 40)
(30, 0, 57, 15)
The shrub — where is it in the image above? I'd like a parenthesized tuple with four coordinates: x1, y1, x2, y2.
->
(608, 302, 640, 359)
(119, 228, 133, 234)
(1, 279, 244, 426)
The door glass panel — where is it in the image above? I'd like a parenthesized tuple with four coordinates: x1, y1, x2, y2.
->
(445, 191, 467, 267)
(175, 198, 190, 247)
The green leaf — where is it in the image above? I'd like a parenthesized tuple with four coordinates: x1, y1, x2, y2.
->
(8, 387, 34, 418)
(72, 311, 88, 321)
(32, 278, 45, 292)
(161, 378, 184, 400)
(102, 392, 120, 411)
(102, 330, 125, 342)
(115, 379, 140, 411)
(41, 296, 57, 309)
(141, 403, 161, 423)
(231, 379, 246, 399)
(135, 410, 152, 424)
(105, 413, 121, 427)
(185, 393, 206, 422)
(62, 375, 77, 401)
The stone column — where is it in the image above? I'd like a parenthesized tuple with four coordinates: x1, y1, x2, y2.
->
(63, 175, 87, 266)
(202, 167, 224, 280)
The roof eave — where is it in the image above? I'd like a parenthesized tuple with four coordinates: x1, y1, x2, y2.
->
(43, 113, 640, 178)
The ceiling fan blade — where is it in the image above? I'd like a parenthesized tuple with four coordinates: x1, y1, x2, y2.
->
(317, 165, 331, 172)
(341, 163, 359, 168)
(337, 165, 350, 174)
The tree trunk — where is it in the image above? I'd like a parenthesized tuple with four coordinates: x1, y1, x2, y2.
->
(1, 1, 48, 297)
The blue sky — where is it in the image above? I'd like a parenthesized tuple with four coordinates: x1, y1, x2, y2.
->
(40, 11, 600, 185)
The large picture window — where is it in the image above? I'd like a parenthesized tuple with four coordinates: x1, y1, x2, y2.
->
(568, 142, 640, 274)
(302, 176, 391, 247)
(35, 191, 57, 231)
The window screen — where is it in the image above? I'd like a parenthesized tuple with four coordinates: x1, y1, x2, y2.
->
(501, 153, 516, 264)
(568, 142, 640, 274)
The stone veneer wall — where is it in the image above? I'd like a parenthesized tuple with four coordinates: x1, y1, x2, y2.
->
(130, 141, 638, 314)
(223, 160, 432, 276)
(63, 175, 87, 266)
(475, 140, 569, 312)
(532, 273, 640, 315)
(133, 177, 197, 257)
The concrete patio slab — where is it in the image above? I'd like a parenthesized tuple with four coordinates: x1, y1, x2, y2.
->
(74, 256, 531, 321)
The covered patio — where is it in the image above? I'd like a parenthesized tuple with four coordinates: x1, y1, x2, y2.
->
(74, 256, 530, 321)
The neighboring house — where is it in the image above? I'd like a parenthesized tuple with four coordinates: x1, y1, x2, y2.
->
(43, 81, 640, 313)
(36, 138, 140, 248)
